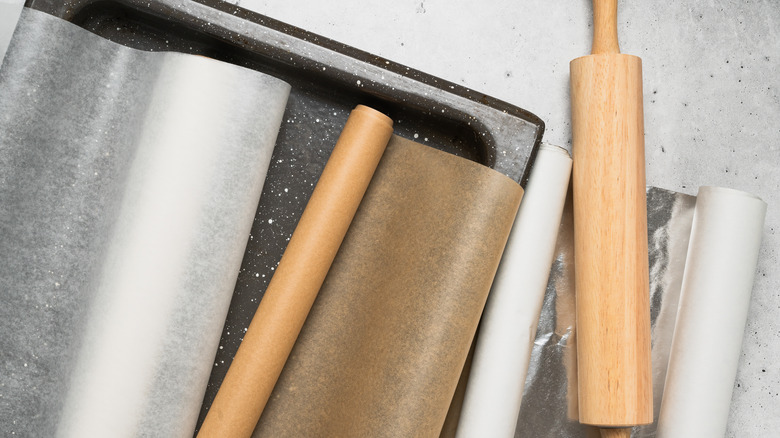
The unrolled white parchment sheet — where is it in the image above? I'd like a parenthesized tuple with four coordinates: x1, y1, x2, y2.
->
(0, 9, 290, 437)
(657, 186, 766, 438)
(455, 144, 571, 438)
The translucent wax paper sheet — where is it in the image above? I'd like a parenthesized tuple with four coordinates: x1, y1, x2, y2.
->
(514, 187, 698, 438)
(0, 9, 290, 437)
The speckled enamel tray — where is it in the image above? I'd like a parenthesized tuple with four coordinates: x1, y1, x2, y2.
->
(25, 0, 544, 429)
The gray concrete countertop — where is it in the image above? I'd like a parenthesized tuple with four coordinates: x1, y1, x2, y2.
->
(229, 0, 779, 435)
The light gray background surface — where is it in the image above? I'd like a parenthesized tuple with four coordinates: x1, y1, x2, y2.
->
(227, 1, 779, 435)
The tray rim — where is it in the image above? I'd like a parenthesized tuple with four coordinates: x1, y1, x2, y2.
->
(26, 0, 546, 185)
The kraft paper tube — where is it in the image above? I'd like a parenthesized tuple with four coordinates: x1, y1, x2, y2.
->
(198, 105, 393, 438)
(570, 0, 652, 429)
(656, 186, 766, 438)
(455, 144, 572, 438)
(253, 136, 523, 438)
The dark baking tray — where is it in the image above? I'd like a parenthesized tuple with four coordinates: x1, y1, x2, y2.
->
(25, 0, 545, 430)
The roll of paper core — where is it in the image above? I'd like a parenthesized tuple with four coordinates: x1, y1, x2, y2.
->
(198, 105, 393, 438)
(454, 144, 571, 438)
(657, 187, 766, 438)
(570, 0, 653, 430)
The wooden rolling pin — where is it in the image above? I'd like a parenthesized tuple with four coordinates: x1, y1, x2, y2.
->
(570, 1, 652, 437)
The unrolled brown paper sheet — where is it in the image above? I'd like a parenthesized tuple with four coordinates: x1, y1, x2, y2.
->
(199, 105, 393, 438)
(252, 135, 523, 438)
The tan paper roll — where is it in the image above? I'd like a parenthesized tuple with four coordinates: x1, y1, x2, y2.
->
(252, 136, 523, 438)
(198, 105, 393, 438)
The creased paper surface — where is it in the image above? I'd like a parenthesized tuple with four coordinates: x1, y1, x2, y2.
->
(0, 9, 289, 437)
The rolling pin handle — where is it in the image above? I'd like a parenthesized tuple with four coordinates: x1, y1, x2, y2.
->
(592, 0, 620, 55)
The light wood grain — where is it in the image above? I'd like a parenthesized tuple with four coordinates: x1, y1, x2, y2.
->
(592, 0, 620, 54)
(569, 0, 653, 428)
(600, 427, 632, 438)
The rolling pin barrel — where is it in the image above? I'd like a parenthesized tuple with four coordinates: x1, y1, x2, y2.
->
(570, 0, 653, 428)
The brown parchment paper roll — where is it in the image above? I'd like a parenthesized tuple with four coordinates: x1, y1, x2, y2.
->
(198, 105, 393, 438)
(252, 135, 523, 438)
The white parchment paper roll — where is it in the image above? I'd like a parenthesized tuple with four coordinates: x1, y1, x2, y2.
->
(656, 186, 766, 438)
(0, 9, 290, 438)
(455, 144, 572, 438)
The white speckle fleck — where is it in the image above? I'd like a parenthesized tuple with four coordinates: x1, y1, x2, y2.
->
(255, 273, 260, 277)
(413, 133, 419, 139)
(284, 188, 289, 193)
(356, 80, 361, 85)
(268, 219, 274, 224)
(315, 118, 320, 123)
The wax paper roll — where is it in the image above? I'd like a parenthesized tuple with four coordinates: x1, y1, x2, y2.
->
(199, 105, 393, 438)
(252, 135, 523, 438)
(0, 0, 23, 62)
(656, 186, 766, 438)
(0, 9, 289, 437)
(456, 144, 572, 438)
